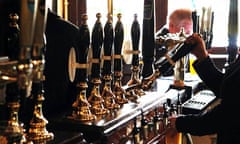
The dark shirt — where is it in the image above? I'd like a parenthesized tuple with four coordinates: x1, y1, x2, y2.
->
(176, 56, 240, 144)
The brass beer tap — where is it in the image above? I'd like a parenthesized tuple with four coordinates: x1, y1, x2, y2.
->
(26, 0, 54, 142)
(101, 13, 124, 109)
(112, 13, 128, 105)
(68, 14, 96, 121)
(87, 13, 110, 115)
(126, 14, 145, 98)
(2, 0, 38, 142)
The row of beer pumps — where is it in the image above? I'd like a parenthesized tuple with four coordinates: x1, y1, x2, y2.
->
(0, 0, 210, 144)
(0, 0, 53, 143)
(67, 12, 182, 119)
(67, 12, 144, 121)
(65, 7, 191, 143)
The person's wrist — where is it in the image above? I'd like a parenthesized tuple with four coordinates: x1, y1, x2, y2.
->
(196, 53, 208, 62)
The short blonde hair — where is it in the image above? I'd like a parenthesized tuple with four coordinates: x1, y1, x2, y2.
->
(168, 8, 193, 34)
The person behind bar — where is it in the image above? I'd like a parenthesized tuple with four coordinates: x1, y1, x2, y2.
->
(156, 8, 193, 37)
(167, 33, 240, 144)
(156, 8, 193, 75)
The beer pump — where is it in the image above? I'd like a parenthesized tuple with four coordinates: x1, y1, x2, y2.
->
(1, 0, 54, 143)
(68, 14, 96, 121)
(86, 13, 109, 116)
(127, 14, 141, 87)
(89, 13, 103, 100)
(140, 0, 187, 91)
(26, 0, 54, 142)
(17, 0, 37, 123)
(192, 7, 214, 50)
(126, 14, 145, 97)
(3, 14, 20, 140)
(141, 0, 156, 90)
(192, 11, 199, 34)
(102, 13, 119, 109)
(141, 34, 198, 90)
(112, 13, 128, 105)
(172, 28, 188, 88)
(1, 0, 38, 143)
(200, 7, 214, 50)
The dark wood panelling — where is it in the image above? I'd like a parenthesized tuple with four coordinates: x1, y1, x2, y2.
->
(68, 0, 86, 26)
(155, 0, 168, 31)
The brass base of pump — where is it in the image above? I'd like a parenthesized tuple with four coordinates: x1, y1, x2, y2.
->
(88, 79, 109, 115)
(26, 94, 54, 143)
(113, 71, 128, 105)
(4, 102, 27, 143)
(173, 80, 185, 88)
(134, 88, 145, 96)
(27, 122, 54, 143)
(102, 91, 121, 110)
(126, 86, 145, 97)
(70, 82, 96, 121)
(125, 89, 139, 103)
(127, 66, 145, 97)
(127, 66, 141, 86)
(69, 105, 96, 121)
(101, 75, 120, 110)
(114, 87, 128, 105)
(4, 102, 24, 134)
(91, 104, 109, 116)
(141, 70, 161, 90)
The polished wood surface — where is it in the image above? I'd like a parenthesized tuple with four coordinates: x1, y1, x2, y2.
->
(47, 74, 201, 143)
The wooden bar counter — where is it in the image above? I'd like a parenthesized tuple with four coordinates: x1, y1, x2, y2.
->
(46, 74, 203, 144)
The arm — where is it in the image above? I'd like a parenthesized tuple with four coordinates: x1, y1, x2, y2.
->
(193, 57, 224, 97)
(168, 33, 226, 136)
(190, 33, 224, 97)
(175, 104, 222, 135)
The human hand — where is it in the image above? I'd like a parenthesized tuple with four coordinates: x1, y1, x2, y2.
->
(185, 33, 209, 61)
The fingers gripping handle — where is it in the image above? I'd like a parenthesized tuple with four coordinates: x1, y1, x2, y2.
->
(141, 34, 199, 90)
(158, 34, 199, 74)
